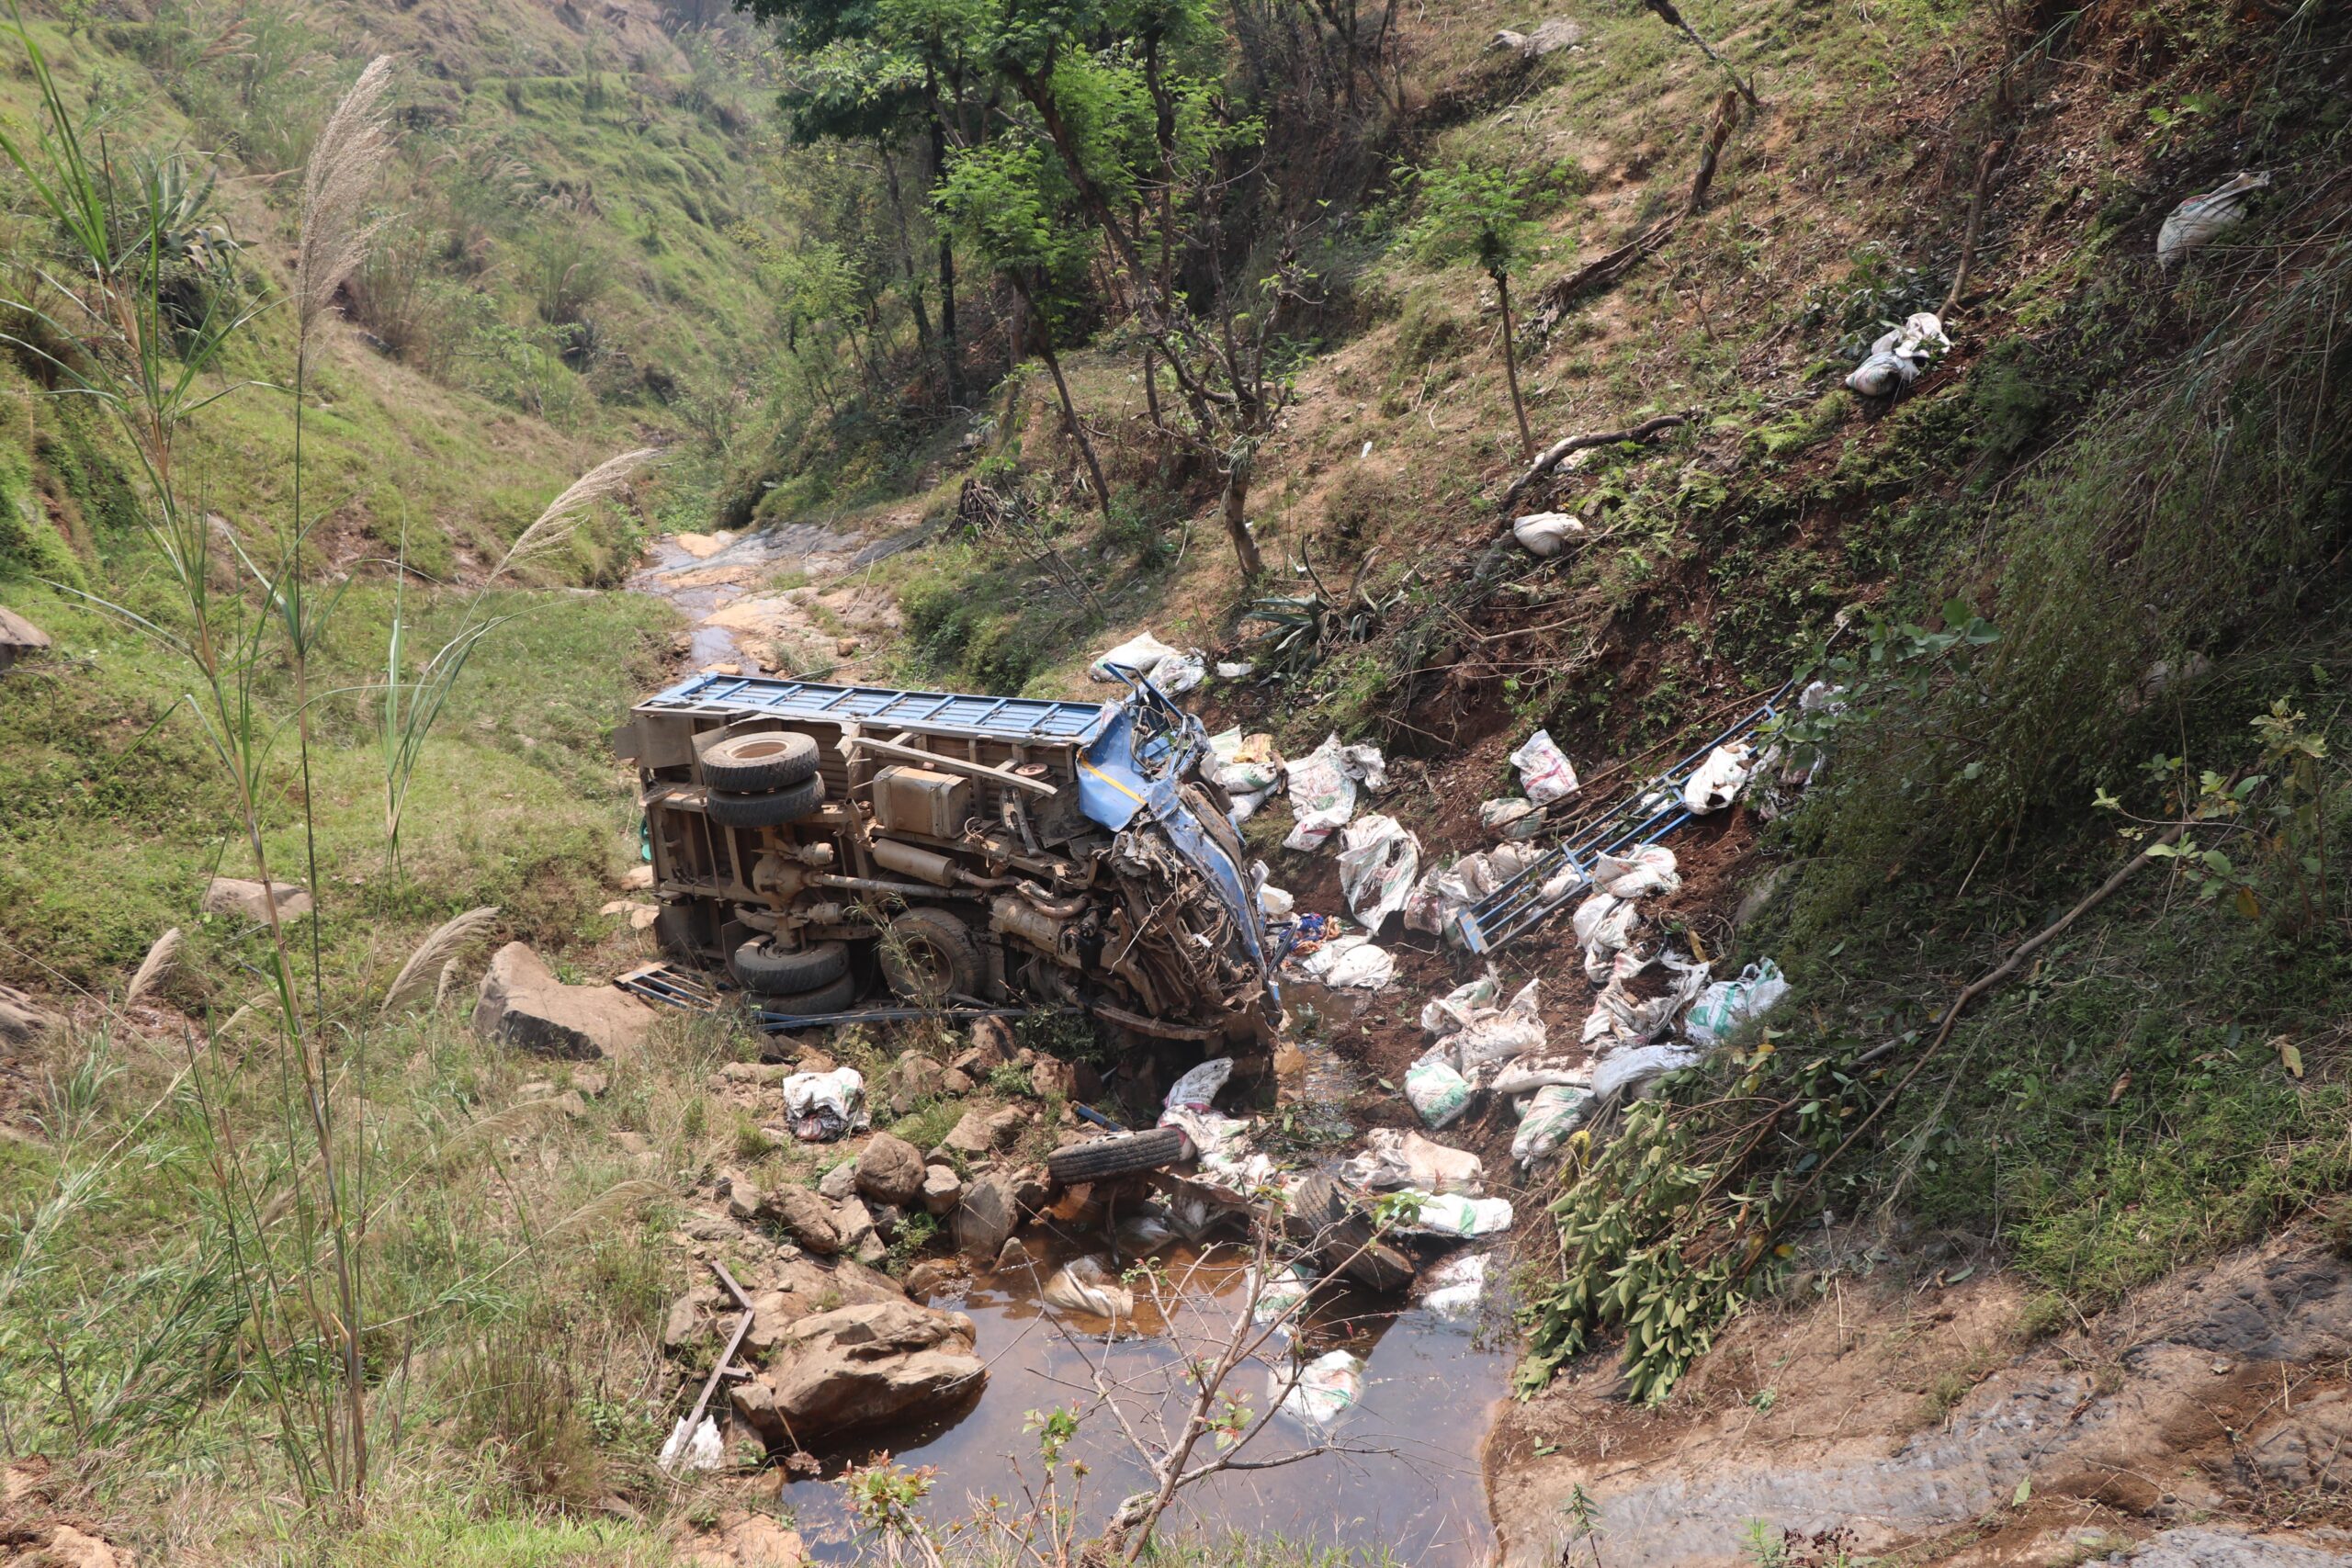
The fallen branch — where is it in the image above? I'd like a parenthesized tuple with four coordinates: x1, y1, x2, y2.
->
(1530, 90, 1741, 325)
(1940, 139, 2008, 316)
(1498, 412, 1696, 513)
(1644, 0, 1760, 108)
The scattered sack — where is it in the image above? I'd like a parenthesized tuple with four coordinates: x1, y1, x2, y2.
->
(1589, 1041, 1704, 1101)
(1277, 1348, 1365, 1428)
(1419, 1250, 1489, 1324)
(658, 1414, 724, 1473)
(1509, 728, 1581, 806)
(1260, 883, 1295, 919)
(1490, 1053, 1592, 1095)
(1297, 934, 1396, 990)
(1165, 1180, 1235, 1239)
(1216, 660, 1255, 680)
(1421, 975, 1502, 1036)
(1845, 311, 1951, 397)
(1511, 1083, 1591, 1165)
(1684, 960, 1791, 1045)
(1337, 814, 1421, 932)
(1406, 1050, 1475, 1129)
(2157, 170, 2270, 267)
(1447, 979, 1548, 1079)
(1682, 740, 1755, 814)
(1164, 1056, 1233, 1115)
(1116, 1210, 1178, 1257)
(1284, 735, 1360, 852)
(1091, 631, 1206, 694)
(1590, 844, 1679, 899)
(1574, 891, 1644, 981)
(1212, 729, 1286, 796)
(1511, 511, 1586, 557)
(1251, 1259, 1319, 1325)
(1479, 796, 1547, 839)
(1347, 1128, 1486, 1195)
(1394, 1190, 1513, 1238)
(781, 1067, 868, 1141)
(1584, 951, 1711, 1048)
(1043, 1255, 1135, 1319)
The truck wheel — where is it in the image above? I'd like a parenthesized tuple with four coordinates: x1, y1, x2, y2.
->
(731, 937, 848, 993)
(878, 908, 983, 1001)
(702, 730, 820, 793)
(706, 773, 824, 829)
(1284, 1171, 1416, 1293)
(748, 970, 859, 1019)
(1046, 1126, 1194, 1185)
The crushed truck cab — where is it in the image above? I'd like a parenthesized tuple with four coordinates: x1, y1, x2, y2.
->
(613, 670, 1275, 1047)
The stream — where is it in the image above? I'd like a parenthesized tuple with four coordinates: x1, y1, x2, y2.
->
(629, 528, 1514, 1562)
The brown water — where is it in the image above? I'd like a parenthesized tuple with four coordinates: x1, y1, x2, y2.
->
(774, 1225, 1510, 1562)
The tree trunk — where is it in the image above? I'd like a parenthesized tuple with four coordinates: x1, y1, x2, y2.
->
(927, 109, 963, 408)
(1220, 453, 1263, 579)
(1023, 284, 1114, 523)
(1496, 268, 1533, 462)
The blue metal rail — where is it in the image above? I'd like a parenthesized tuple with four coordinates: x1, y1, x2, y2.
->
(1457, 685, 1792, 955)
(639, 672, 1112, 744)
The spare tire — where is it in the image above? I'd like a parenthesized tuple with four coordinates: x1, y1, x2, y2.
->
(1046, 1126, 1194, 1185)
(748, 970, 860, 1019)
(706, 774, 824, 829)
(731, 937, 849, 994)
(1284, 1171, 1416, 1293)
(877, 908, 984, 1001)
(702, 730, 820, 793)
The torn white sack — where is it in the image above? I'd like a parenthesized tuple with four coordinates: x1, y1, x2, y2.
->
(1511, 1082, 1591, 1165)
(1682, 740, 1755, 814)
(1395, 1190, 1514, 1237)
(1296, 934, 1396, 990)
(1164, 1056, 1234, 1114)
(1345, 1127, 1486, 1195)
(1090, 632, 1206, 694)
(1511, 511, 1585, 557)
(1251, 1259, 1319, 1325)
(658, 1413, 725, 1473)
(1283, 734, 1360, 852)
(1042, 1256, 1134, 1319)
(1590, 844, 1679, 899)
(2157, 170, 2270, 267)
(1418, 1250, 1490, 1323)
(1447, 979, 1547, 1077)
(781, 1067, 868, 1141)
(1405, 1051, 1475, 1129)
(1684, 959, 1791, 1045)
(1509, 728, 1582, 806)
(1589, 1041, 1705, 1101)
(1421, 974, 1502, 1036)
(1490, 1053, 1590, 1096)
(1277, 1349, 1365, 1428)
(1337, 814, 1421, 932)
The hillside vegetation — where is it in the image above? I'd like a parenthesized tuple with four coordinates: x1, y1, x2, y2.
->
(0, 0, 2348, 1562)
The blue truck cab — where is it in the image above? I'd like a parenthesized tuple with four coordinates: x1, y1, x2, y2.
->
(612, 669, 1275, 1048)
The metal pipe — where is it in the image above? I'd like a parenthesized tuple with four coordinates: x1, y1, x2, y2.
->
(808, 872, 982, 900)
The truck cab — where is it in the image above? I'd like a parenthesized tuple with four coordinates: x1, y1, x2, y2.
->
(612, 670, 1275, 1049)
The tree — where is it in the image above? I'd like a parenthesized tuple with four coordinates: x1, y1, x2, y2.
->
(1407, 163, 1546, 461)
(934, 138, 1114, 518)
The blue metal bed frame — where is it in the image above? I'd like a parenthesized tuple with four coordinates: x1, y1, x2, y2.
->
(1456, 682, 1793, 955)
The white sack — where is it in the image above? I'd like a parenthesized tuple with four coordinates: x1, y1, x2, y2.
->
(1337, 814, 1421, 932)
(1684, 960, 1792, 1045)
(1511, 1083, 1591, 1165)
(1509, 728, 1582, 806)
(1276, 1349, 1364, 1428)
(1043, 1255, 1134, 1319)
(1682, 741, 1755, 814)
(1405, 1051, 1474, 1129)
(1512, 511, 1586, 557)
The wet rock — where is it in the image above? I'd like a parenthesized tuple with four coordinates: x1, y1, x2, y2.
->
(856, 1132, 925, 1208)
(731, 1299, 984, 1444)
(817, 1159, 860, 1201)
(921, 1164, 964, 1216)
(768, 1185, 842, 1255)
(1012, 1168, 1050, 1216)
(203, 875, 314, 923)
(994, 1235, 1035, 1274)
(0, 983, 55, 1045)
(472, 942, 653, 1059)
(953, 1171, 1017, 1259)
(904, 1259, 956, 1298)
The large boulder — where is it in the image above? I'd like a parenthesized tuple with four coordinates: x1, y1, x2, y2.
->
(472, 942, 653, 1059)
(855, 1132, 926, 1207)
(921, 1163, 964, 1216)
(203, 876, 314, 923)
(729, 1299, 984, 1444)
(953, 1170, 1017, 1260)
(0, 605, 51, 672)
(767, 1184, 842, 1255)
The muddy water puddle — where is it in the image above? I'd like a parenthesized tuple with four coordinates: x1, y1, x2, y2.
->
(776, 1227, 1509, 1562)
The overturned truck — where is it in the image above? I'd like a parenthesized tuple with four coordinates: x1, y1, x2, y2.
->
(613, 670, 1275, 1048)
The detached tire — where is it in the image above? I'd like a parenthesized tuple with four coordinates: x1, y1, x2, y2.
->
(878, 908, 984, 1001)
(1046, 1126, 1194, 1185)
(702, 730, 820, 793)
(1285, 1171, 1416, 1293)
(706, 774, 824, 829)
(748, 970, 860, 1019)
(731, 937, 849, 993)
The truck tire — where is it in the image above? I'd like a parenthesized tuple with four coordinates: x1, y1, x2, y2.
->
(706, 774, 824, 829)
(1285, 1171, 1416, 1293)
(1046, 1126, 1194, 1185)
(732, 937, 849, 993)
(749, 970, 860, 1019)
(878, 908, 983, 1001)
(702, 730, 820, 793)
